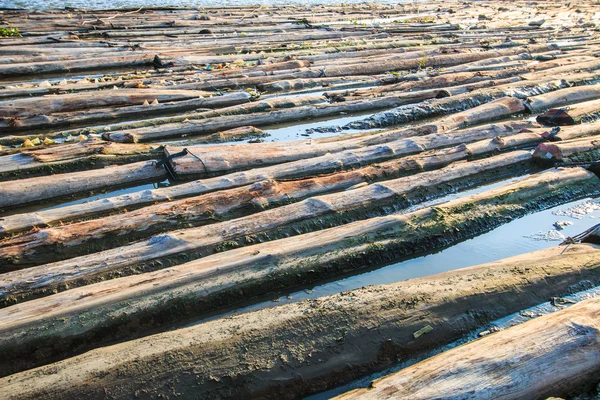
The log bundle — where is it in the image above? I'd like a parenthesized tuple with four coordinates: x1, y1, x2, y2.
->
(2, 1, 600, 399)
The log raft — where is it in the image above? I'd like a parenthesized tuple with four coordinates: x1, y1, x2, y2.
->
(1, 243, 599, 398)
(2, 2, 600, 398)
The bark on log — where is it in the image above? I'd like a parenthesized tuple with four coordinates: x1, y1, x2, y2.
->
(0, 167, 596, 308)
(0, 150, 533, 267)
(1, 243, 599, 396)
(337, 296, 600, 400)
(0, 120, 537, 236)
(0, 160, 167, 210)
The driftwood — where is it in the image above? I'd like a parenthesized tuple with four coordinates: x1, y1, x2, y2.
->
(338, 296, 600, 400)
(1, 243, 599, 395)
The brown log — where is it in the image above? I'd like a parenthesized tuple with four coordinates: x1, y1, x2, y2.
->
(0, 120, 536, 236)
(338, 296, 600, 400)
(1, 166, 596, 305)
(1, 242, 599, 396)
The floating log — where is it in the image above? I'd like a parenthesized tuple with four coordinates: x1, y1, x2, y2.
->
(338, 296, 600, 400)
(102, 89, 449, 142)
(0, 120, 536, 236)
(1, 242, 599, 395)
(0, 150, 533, 268)
(1, 166, 596, 307)
(0, 160, 167, 210)
(167, 97, 526, 176)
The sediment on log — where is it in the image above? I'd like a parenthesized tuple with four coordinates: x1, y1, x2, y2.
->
(338, 296, 600, 400)
(0, 167, 597, 316)
(0, 119, 533, 235)
(0, 160, 167, 210)
(167, 97, 526, 176)
(0, 150, 534, 267)
(1, 243, 599, 397)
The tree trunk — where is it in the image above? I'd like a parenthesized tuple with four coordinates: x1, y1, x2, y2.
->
(1, 243, 599, 396)
(338, 296, 600, 400)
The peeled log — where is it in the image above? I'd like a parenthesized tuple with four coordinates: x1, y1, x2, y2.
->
(0, 166, 597, 309)
(338, 296, 600, 400)
(0, 160, 167, 210)
(525, 84, 600, 113)
(168, 97, 526, 176)
(537, 98, 600, 126)
(1, 243, 599, 396)
(0, 150, 533, 268)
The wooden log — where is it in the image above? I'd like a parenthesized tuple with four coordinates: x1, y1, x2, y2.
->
(168, 97, 526, 176)
(533, 136, 600, 164)
(0, 120, 536, 236)
(0, 150, 533, 267)
(0, 53, 159, 78)
(0, 139, 163, 179)
(525, 84, 600, 113)
(0, 89, 212, 118)
(0, 159, 167, 210)
(0, 91, 253, 132)
(537, 98, 600, 126)
(102, 89, 449, 142)
(342, 79, 564, 130)
(1, 242, 599, 395)
(338, 296, 600, 400)
(1, 166, 596, 305)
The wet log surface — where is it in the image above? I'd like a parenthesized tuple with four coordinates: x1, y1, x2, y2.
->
(337, 294, 600, 400)
(1, 243, 600, 398)
(2, 1, 600, 398)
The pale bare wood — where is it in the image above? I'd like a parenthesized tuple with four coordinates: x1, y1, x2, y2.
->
(1, 243, 599, 397)
(337, 296, 600, 400)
